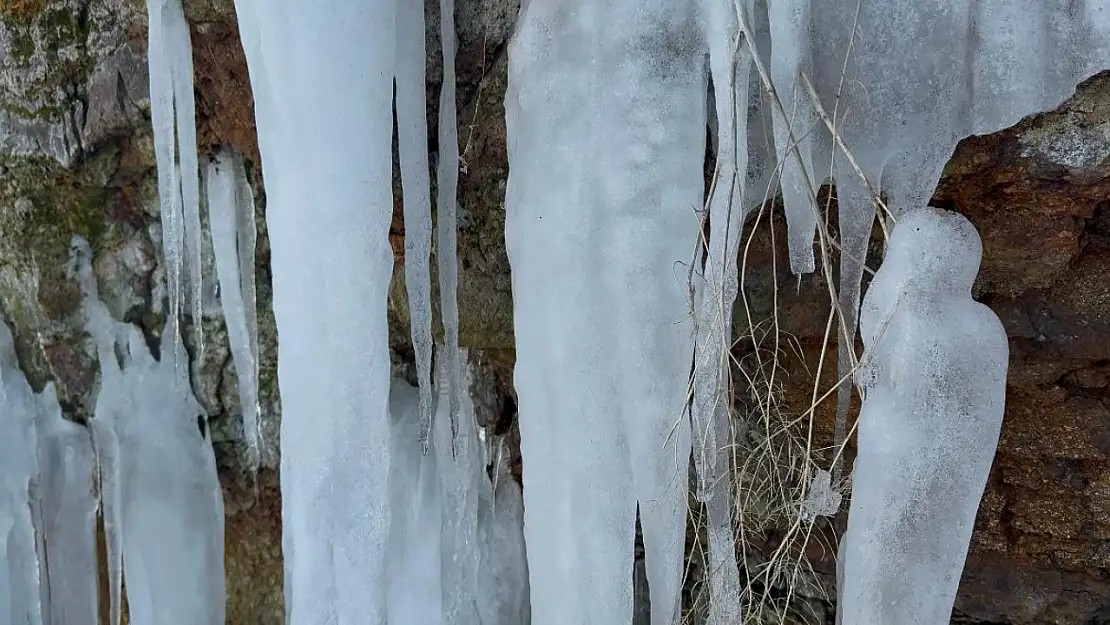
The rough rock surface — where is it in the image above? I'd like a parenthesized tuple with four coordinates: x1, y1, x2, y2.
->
(0, 1, 1107, 623)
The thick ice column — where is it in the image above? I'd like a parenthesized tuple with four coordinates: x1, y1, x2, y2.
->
(840, 208, 1007, 625)
(505, 1, 704, 622)
(232, 2, 397, 622)
(34, 407, 100, 625)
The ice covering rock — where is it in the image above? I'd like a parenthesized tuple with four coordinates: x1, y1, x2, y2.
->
(75, 236, 225, 625)
(233, 2, 397, 621)
(395, 0, 437, 444)
(505, 1, 703, 621)
(206, 149, 263, 470)
(839, 208, 1008, 625)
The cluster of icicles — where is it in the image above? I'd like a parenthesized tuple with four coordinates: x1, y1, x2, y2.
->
(1, 0, 1108, 623)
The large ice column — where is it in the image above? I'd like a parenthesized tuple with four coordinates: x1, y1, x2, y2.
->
(232, 2, 397, 622)
(839, 208, 1007, 625)
(395, 0, 437, 443)
(146, 0, 203, 362)
(33, 397, 100, 625)
(75, 237, 225, 625)
(0, 313, 44, 625)
(205, 149, 262, 469)
(505, 1, 704, 622)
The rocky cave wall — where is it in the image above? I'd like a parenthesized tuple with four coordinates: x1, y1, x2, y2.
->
(0, 0, 1108, 623)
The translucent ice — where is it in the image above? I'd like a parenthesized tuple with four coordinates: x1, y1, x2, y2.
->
(505, 1, 703, 621)
(840, 208, 1008, 625)
(206, 149, 262, 469)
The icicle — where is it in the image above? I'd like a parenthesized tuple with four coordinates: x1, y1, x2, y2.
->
(0, 312, 44, 625)
(477, 438, 530, 625)
(34, 401, 100, 625)
(75, 236, 225, 625)
(395, 0, 437, 446)
(505, 2, 704, 622)
(437, 0, 463, 446)
(385, 381, 443, 624)
(433, 348, 482, 624)
(691, 0, 750, 620)
(145, 0, 202, 364)
(233, 2, 398, 622)
(768, 0, 818, 274)
(841, 208, 1007, 624)
(145, 0, 184, 354)
(205, 149, 263, 470)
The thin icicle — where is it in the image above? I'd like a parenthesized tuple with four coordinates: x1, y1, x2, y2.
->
(163, 0, 205, 364)
(396, 0, 437, 446)
(206, 149, 262, 470)
(33, 402, 100, 625)
(433, 349, 482, 624)
(437, 0, 463, 446)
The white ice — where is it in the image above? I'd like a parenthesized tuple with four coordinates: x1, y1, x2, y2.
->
(386, 382, 444, 625)
(205, 148, 263, 469)
(0, 312, 44, 625)
(76, 236, 225, 625)
(506, 1, 703, 622)
(146, 0, 202, 365)
(840, 208, 1008, 625)
(232, 1, 398, 622)
(395, 0, 437, 443)
(33, 401, 100, 625)
(437, 0, 464, 445)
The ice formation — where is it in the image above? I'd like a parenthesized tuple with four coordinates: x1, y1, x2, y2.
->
(0, 313, 45, 625)
(206, 149, 263, 469)
(386, 357, 529, 624)
(76, 236, 225, 625)
(33, 402, 100, 625)
(146, 0, 203, 364)
(437, 0, 464, 444)
(395, 0, 437, 443)
(505, 1, 705, 622)
(233, 0, 410, 621)
(840, 208, 1008, 624)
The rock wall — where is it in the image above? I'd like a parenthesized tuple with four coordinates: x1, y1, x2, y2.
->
(0, 0, 1107, 622)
